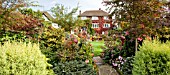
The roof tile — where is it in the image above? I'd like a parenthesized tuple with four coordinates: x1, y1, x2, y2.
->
(79, 10, 109, 16)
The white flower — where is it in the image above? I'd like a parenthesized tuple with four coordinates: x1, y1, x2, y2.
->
(118, 56, 123, 60)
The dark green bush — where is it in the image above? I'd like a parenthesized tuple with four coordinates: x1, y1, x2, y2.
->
(133, 40, 170, 75)
(53, 60, 96, 75)
(120, 35, 136, 57)
(121, 56, 134, 75)
(0, 41, 54, 75)
(101, 34, 122, 65)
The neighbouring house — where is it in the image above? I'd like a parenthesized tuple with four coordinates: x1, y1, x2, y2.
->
(42, 11, 60, 29)
(79, 8, 113, 34)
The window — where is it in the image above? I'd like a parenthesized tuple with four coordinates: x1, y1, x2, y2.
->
(52, 23, 59, 29)
(92, 23, 99, 28)
(104, 16, 109, 20)
(92, 17, 98, 20)
(81, 17, 87, 20)
(103, 23, 110, 28)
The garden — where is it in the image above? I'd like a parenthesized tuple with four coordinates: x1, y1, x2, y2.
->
(0, 0, 170, 75)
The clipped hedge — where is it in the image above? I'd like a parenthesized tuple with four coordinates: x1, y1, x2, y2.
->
(0, 41, 54, 75)
(133, 40, 170, 75)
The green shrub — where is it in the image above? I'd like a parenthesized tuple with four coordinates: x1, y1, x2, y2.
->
(0, 41, 54, 75)
(53, 60, 96, 75)
(121, 35, 136, 57)
(40, 27, 65, 65)
(40, 27, 65, 50)
(121, 56, 134, 75)
(40, 27, 95, 74)
(57, 38, 93, 64)
(133, 40, 170, 75)
(0, 31, 27, 43)
(101, 34, 122, 65)
(40, 27, 94, 63)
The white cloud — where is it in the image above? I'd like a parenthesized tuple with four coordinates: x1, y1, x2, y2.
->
(31, 0, 107, 14)
(50, 0, 58, 5)
(79, 0, 106, 12)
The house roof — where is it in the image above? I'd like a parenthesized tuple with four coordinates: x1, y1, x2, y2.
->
(41, 11, 54, 21)
(79, 10, 110, 17)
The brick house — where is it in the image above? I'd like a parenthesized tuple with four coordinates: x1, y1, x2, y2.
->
(79, 8, 112, 34)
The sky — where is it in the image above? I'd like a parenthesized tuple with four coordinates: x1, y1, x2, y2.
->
(30, 0, 108, 15)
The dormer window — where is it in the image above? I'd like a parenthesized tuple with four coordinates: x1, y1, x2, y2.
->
(92, 17, 98, 20)
(92, 23, 99, 28)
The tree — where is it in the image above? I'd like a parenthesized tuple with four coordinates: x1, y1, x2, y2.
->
(0, 1, 43, 41)
(50, 4, 85, 31)
(103, 0, 169, 51)
(0, 0, 36, 31)
(84, 19, 95, 35)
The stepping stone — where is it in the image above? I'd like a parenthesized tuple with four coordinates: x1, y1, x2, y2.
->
(99, 65, 118, 75)
(93, 56, 119, 75)
(93, 56, 104, 66)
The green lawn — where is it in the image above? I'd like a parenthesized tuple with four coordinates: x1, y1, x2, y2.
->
(90, 41, 105, 56)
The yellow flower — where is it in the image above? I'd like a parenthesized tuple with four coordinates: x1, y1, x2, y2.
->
(61, 37, 65, 43)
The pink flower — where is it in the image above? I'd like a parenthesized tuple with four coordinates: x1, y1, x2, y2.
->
(74, 38, 78, 44)
(121, 36, 125, 39)
(137, 37, 143, 41)
(85, 59, 89, 64)
(142, 34, 146, 37)
(112, 63, 118, 66)
(70, 34, 74, 38)
(125, 31, 129, 35)
(111, 54, 114, 57)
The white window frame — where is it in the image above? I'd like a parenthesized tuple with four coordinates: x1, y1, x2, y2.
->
(92, 16, 98, 20)
(103, 23, 110, 28)
(52, 23, 59, 29)
(104, 16, 109, 20)
(92, 23, 99, 28)
(81, 17, 87, 20)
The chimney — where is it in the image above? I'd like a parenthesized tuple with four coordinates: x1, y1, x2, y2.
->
(79, 10, 81, 15)
(99, 8, 101, 10)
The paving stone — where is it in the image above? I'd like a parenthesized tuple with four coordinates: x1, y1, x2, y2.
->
(93, 56, 104, 66)
(93, 56, 119, 75)
(99, 65, 118, 75)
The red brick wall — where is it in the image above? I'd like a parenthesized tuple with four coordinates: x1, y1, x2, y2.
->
(91, 16, 112, 34)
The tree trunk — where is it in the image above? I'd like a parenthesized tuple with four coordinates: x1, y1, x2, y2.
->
(135, 38, 138, 53)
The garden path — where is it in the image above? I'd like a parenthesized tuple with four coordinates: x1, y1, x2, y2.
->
(93, 56, 118, 75)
